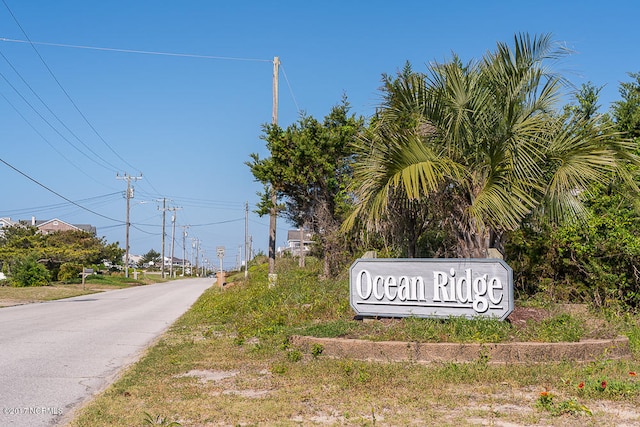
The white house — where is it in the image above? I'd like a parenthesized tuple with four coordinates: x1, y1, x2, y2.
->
(0, 217, 17, 237)
(282, 229, 314, 256)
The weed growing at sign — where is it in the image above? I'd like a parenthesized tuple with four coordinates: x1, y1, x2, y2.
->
(142, 412, 182, 426)
(536, 391, 592, 417)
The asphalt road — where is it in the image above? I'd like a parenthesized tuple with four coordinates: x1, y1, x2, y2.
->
(0, 277, 213, 426)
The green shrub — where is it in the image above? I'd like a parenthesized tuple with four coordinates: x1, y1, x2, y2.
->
(10, 255, 50, 287)
(58, 262, 83, 283)
(506, 183, 640, 309)
(520, 313, 585, 342)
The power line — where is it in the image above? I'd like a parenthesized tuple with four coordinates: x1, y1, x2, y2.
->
(0, 91, 110, 187)
(131, 224, 161, 236)
(0, 157, 123, 223)
(0, 37, 273, 63)
(188, 218, 244, 227)
(0, 192, 122, 217)
(134, 191, 246, 211)
(0, 50, 121, 172)
(0, 33, 301, 201)
(0, 16, 299, 258)
(0, 69, 114, 171)
(280, 63, 301, 114)
(0, 35, 297, 123)
(1, 0, 141, 173)
(94, 223, 124, 230)
(2, 0, 166, 199)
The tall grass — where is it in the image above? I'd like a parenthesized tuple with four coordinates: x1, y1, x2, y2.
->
(179, 256, 635, 346)
(181, 257, 351, 344)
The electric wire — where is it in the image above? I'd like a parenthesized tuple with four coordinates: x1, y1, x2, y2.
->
(0, 69, 114, 171)
(0, 49, 121, 172)
(0, 192, 122, 217)
(134, 191, 245, 211)
(0, 157, 123, 224)
(131, 224, 160, 236)
(185, 218, 244, 227)
(1, 1, 142, 175)
(0, 91, 108, 187)
(2, 1, 170, 203)
(0, 37, 272, 63)
(0, 16, 299, 256)
(280, 63, 301, 114)
(0, 32, 300, 206)
(95, 223, 124, 231)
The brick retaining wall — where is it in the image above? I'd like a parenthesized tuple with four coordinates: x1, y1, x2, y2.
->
(290, 335, 631, 364)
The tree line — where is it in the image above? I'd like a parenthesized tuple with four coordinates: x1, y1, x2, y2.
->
(248, 33, 640, 308)
(0, 225, 123, 286)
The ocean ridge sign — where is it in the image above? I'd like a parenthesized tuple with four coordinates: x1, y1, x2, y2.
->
(349, 258, 513, 320)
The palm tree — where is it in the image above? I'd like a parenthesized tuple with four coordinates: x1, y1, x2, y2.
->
(345, 33, 636, 258)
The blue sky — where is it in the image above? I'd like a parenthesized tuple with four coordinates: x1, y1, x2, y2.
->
(0, 0, 638, 269)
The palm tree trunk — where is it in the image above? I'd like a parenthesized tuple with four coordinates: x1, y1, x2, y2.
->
(456, 218, 490, 258)
(407, 225, 418, 258)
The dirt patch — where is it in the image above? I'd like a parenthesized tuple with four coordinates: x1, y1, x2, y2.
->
(222, 389, 270, 398)
(222, 281, 237, 289)
(507, 304, 615, 339)
(506, 305, 553, 328)
(177, 369, 272, 399)
(176, 369, 238, 383)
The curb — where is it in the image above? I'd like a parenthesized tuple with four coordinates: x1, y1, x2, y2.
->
(290, 335, 632, 364)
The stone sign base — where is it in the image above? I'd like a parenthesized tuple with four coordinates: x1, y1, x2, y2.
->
(216, 271, 226, 288)
(290, 335, 631, 365)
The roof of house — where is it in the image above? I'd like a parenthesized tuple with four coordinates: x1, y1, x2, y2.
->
(19, 218, 97, 235)
(0, 217, 17, 227)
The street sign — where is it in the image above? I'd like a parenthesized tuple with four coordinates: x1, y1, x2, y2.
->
(216, 246, 225, 259)
(350, 258, 513, 320)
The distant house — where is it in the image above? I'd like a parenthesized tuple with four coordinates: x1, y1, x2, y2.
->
(127, 254, 143, 267)
(161, 256, 191, 270)
(0, 217, 17, 237)
(281, 229, 314, 256)
(20, 217, 97, 236)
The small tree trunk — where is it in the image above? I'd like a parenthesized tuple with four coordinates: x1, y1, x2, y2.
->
(299, 227, 305, 268)
(268, 190, 277, 275)
(407, 233, 417, 258)
(323, 252, 331, 278)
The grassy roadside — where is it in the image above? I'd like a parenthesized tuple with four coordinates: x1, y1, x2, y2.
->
(0, 272, 168, 307)
(68, 258, 640, 426)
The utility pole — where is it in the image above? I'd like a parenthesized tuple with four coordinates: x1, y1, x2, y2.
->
(182, 225, 189, 276)
(159, 198, 167, 278)
(193, 238, 200, 277)
(244, 201, 249, 279)
(268, 56, 280, 284)
(191, 238, 196, 277)
(117, 172, 142, 278)
(168, 207, 182, 278)
(299, 226, 305, 268)
(157, 198, 173, 279)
